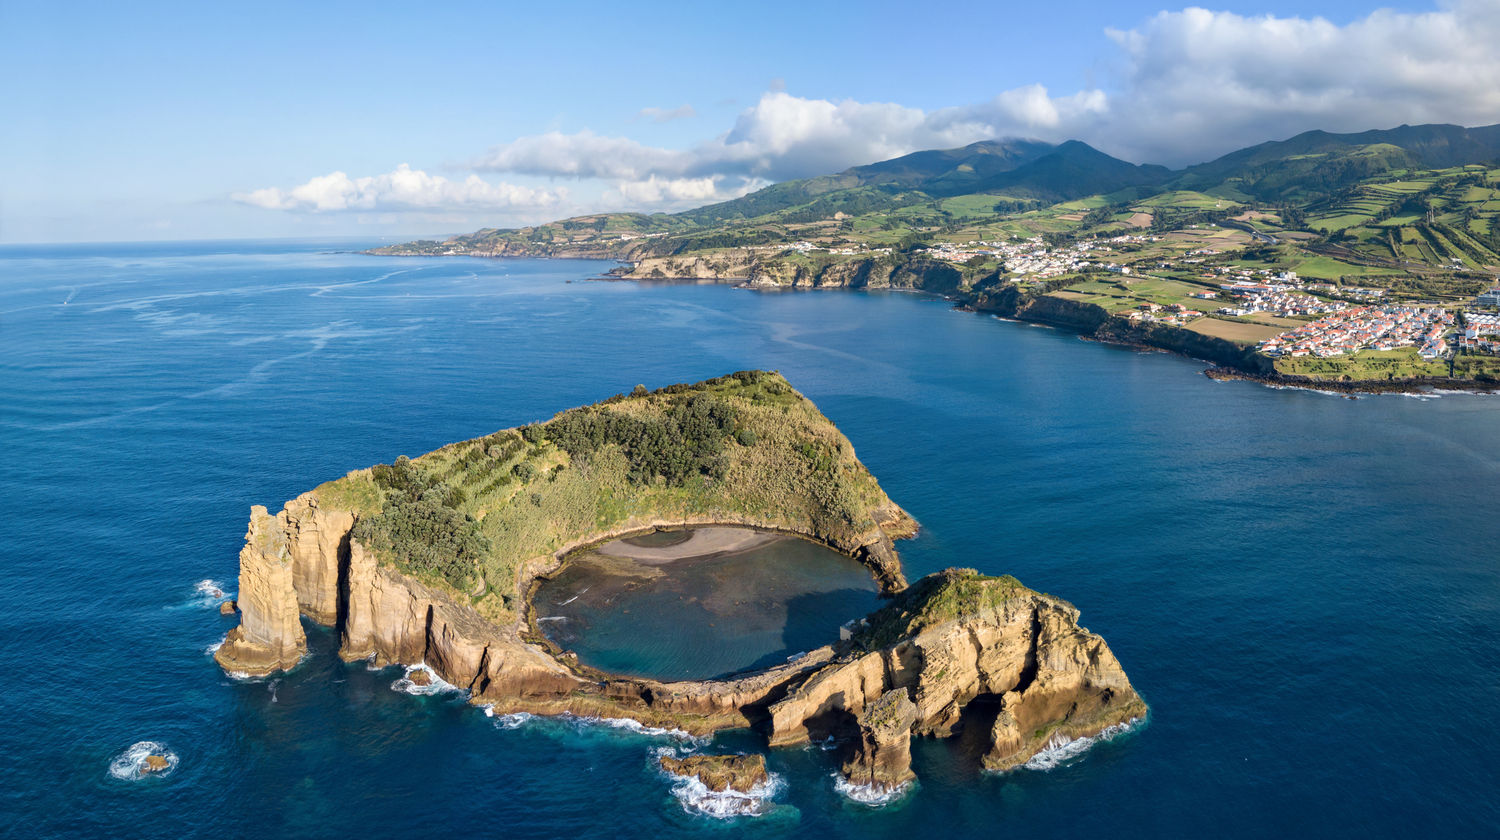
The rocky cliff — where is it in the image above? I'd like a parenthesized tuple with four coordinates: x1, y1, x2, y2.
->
(214, 375, 1142, 780)
(841, 689, 919, 793)
(213, 500, 350, 676)
(768, 569, 1145, 780)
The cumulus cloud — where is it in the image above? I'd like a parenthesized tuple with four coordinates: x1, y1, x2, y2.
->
(607, 175, 766, 209)
(471, 2, 1500, 185)
(234, 164, 562, 212)
(1099, 2, 1500, 162)
(474, 88, 1098, 185)
(636, 104, 697, 123)
(239, 3, 1500, 220)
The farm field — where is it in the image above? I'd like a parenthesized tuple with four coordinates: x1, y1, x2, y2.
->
(1050, 276, 1210, 313)
(1184, 317, 1286, 345)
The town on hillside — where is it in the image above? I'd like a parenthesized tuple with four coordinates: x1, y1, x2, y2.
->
(913, 233, 1500, 370)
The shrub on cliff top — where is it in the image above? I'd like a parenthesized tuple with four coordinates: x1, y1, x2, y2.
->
(356, 457, 490, 591)
(542, 392, 739, 486)
(855, 569, 1028, 649)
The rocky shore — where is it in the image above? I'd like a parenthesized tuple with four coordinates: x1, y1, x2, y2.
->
(213, 374, 1143, 792)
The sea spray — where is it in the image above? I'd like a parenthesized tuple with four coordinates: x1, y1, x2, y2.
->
(391, 664, 465, 697)
(655, 748, 784, 819)
(181, 579, 233, 610)
(1014, 717, 1144, 772)
(832, 773, 913, 808)
(107, 742, 178, 782)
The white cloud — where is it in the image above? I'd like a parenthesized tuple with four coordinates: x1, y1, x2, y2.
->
(636, 104, 697, 123)
(614, 175, 722, 204)
(1097, 1, 1500, 162)
(238, 3, 1500, 221)
(471, 2, 1500, 184)
(234, 164, 563, 212)
(607, 175, 766, 210)
(474, 89, 1099, 185)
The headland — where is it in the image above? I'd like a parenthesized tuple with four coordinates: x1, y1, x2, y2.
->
(214, 371, 1144, 791)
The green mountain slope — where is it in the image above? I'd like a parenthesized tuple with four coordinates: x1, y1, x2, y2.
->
(1174, 124, 1500, 202)
(369, 122, 1500, 290)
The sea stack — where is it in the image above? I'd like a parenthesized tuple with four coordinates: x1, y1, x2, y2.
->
(841, 689, 918, 793)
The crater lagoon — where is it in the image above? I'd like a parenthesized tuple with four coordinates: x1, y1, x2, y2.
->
(533, 527, 881, 681)
(2, 239, 1498, 837)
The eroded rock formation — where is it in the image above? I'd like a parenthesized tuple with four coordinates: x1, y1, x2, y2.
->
(659, 754, 769, 794)
(212, 376, 1142, 779)
(768, 569, 1145, 775)
(841, 689, 918, 792)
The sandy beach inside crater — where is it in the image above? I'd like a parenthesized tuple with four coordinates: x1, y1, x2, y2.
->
(594, 527, 782, 564)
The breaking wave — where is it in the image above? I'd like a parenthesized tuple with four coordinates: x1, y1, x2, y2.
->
(1017, 718, 1143, 772)
(391, 664, 464, 696)
(482, 707, 534, 729)
(186, 579, 232, 609)
(657, 748, 784, 818)
(476, 709, 705, 742)
(576, 714, 705, 742)
(832, 773, 912, 807)
(108, 741, 178, 781)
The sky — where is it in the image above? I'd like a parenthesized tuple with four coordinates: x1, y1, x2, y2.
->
(4, 0, 1500, 243)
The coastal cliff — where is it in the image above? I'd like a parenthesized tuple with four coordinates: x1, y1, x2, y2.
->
(214, 372, 1142, 778)
(767, 569, 1144, 776)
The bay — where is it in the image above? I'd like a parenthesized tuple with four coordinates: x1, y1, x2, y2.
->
(1, 239, 1497, 837)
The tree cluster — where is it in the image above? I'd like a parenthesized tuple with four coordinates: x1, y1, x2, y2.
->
(543, 393, 743, 486)
(353, 456, 491, 590)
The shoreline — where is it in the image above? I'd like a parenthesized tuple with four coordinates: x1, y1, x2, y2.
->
(594, 526, 784, 565)
(370, 251, 1498, 397)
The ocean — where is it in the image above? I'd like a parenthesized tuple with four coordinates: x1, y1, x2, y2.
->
(2, 239, 1497, 837)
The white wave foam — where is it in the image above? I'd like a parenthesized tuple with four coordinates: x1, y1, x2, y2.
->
(108, 741, 178, 781)
(391, 664, 464, 696)
(832, 773, 912, 807)
(577, 714, 705, 742)
(204, 634, 226, 656)
(658, 751, 783, 819)
(1017, 718, 1143, 772)
(480, 705, 535, 728)
(477, 708, 704, 740)
(188, 579, 233, 608)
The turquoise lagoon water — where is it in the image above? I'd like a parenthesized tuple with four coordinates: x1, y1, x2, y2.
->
(2, 240, 1498, 836)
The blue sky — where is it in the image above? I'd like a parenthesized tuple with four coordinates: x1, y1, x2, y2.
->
(4, 0, 1495, 243)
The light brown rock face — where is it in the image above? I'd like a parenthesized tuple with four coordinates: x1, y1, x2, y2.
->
(841, 689, 918, 792)
(213, 487, 1142, 781)
(208, 384, 1139, 781)
(768, 569, 1145, 774)
(659, 754, 769, 793)
(213, 506, 306, 676)
(212, 494, 353, 676)
(282, 495, 354, 625)
(139, 755, 170, 774)
(338, 537, 585, 700)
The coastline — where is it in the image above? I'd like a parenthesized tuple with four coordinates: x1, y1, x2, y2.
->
(366, 250, 1497, 397)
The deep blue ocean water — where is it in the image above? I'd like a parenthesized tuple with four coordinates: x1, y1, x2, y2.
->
(2, 239, 1498, 837)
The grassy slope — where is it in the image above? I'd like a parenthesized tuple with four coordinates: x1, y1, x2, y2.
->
(311, 371, 903, 621)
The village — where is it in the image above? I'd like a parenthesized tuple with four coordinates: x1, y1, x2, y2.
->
(1257, 306, 1455, 359)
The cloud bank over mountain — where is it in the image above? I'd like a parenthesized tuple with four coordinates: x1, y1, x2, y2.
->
(238, 2, 1500, 220)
